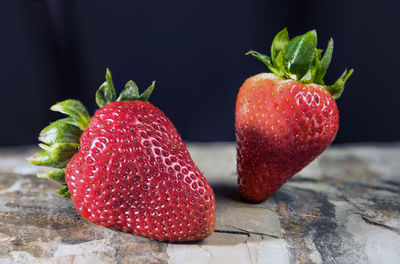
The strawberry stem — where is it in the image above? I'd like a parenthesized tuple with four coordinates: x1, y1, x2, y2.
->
(247, 28, 353, 99)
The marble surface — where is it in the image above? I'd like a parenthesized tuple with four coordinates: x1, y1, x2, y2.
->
(0, 143, 399, 264)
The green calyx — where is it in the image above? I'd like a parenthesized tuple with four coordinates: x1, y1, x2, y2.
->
(247, 28, 353, 99)
(28, 100, 88, 198)
(28, 68, 155, 198)
(96, 68, 155, 107)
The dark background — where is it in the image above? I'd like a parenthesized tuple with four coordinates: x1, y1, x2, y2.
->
(2, 0, 399, 145)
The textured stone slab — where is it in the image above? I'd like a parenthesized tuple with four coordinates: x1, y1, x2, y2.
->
(0, 143, 399, 263)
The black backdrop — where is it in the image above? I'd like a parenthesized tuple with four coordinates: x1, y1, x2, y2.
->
(2, 0, 400, 145)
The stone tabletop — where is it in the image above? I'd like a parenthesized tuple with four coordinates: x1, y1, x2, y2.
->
(0, 143, 399, 264)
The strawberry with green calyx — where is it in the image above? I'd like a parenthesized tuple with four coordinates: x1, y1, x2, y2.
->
(29, 69, 216, 241)
(236, 28, 353, 203)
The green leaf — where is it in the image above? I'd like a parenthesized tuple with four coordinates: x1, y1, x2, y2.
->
(139, 81, 156, 101)
(37, 169, 66, 184)
(117, 80, 140, 101)
(325, 69, 354, 99)
(28, 151, 69, 168)
(39, 143, 79, 162)
(57, 186, 71, 198)
(315, 49, 323, 61)
(246, 50, 272, 67)
(50, 100, 91, 130)
(274, 52, 289, 77)
(246, 50, 284, 77)
(300, 48, 320, 83)
(284, 30, 317, 80)
(39, 117, 82, 145)
(96, 68, 116, 107)
(314, 38, 334, 84)
(271, 28, 289, 62)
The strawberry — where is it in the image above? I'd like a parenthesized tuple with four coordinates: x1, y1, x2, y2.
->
(29, 69, 216, 241)
(236, 28, 353, 203)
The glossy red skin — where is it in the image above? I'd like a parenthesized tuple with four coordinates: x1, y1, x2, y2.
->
(235, 73, 339, 203)
(65, 101, 216, 241)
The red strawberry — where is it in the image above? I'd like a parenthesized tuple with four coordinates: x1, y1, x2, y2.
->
(29, 69, 216, 241)
(236, 29, 353, 203)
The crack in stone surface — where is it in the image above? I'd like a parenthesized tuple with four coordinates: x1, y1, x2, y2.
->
(215, 227, 281, 239)
(359, 214, 400, 233)
(227, 226, 281, 239)
(214, 229, 250, 236)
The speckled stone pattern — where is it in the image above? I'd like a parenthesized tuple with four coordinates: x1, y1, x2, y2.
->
(0, 143, 399, 264)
